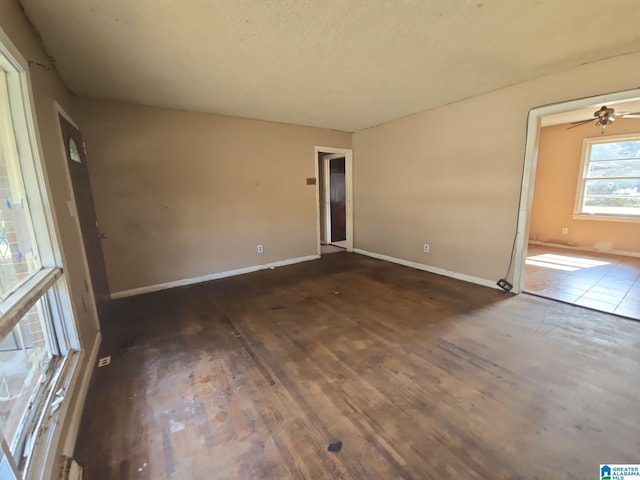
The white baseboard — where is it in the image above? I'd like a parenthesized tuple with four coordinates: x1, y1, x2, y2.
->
(111, 255, 321, 299)
(353, 248, 500, 290)
(529, 240, 640, 258)
(62, 332, 101, 455)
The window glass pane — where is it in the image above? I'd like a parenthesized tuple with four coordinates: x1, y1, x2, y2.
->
(0, 74, 40, 298)
(582, 196, 640, 216)
(0, 297, 55, 451)
(582, 178, 640, 216)
(584, 178, 640, 197)
(587, 159, 640, 178)
(0, 199, 39, 298)
(68, 138, 81, 163)
(590, 140, 640, 161)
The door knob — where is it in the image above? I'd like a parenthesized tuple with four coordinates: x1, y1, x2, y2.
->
(98, 233, 107, 239)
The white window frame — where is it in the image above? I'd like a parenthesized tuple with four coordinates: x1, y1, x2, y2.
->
(573, 133, 640, 223)
(0, 26, 82, 480)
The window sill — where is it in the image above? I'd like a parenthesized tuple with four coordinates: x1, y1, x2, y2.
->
(24, 349, 81, 480)
(572, 214, 640, 224)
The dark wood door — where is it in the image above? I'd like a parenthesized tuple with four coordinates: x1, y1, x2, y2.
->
(59, 114, 110, 322)
(330, 157, 346, 242)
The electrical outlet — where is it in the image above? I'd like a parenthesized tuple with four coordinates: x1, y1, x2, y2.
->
(423, 243, 430, 253)
(562, 227, 569, 235)
(98, 356, 111, 367)
(257, 244, 263, 253)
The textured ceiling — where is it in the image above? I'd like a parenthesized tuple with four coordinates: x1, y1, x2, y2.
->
(20, 0, 640, 131)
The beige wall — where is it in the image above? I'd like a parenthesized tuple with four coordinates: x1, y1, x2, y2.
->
(73, 99, 351, 294)
(352, 51, 640, 284)
(530, 121, 640, 253)
(0, 0, 100, 471)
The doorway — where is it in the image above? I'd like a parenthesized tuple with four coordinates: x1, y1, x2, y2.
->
(513, 88, 640, 320)
(56, 109, 111, 323)
(315, 147, 353, 255)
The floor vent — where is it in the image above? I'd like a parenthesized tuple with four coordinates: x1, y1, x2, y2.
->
(57, 456, 83, 480)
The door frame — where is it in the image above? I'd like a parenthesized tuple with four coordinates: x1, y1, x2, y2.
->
(53, 102, 100, 324)
(512, 87, 640, 293)
(322, 153, 346, 244)
(314, 146, 353, 254)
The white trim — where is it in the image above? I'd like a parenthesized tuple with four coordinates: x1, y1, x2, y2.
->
(25, 351, 80, 480)
(61, 332, 101, 456)
(321, 154, 346, 245)
(47, 276, 80, 354)
(574, 133, 640, 221)
(574, 136, 591, 216)
(345, 151, 354, 252)
(53, 102, 101, 330)
(314, 150, 323, 251)
(353, 248, 500, 290)
(0, 35, 59, 271)
(0, 267, 61, 337)
(111, 255, 320, 299)
(55, 102, 80, 129)
(528, 240, 640, 259)
(323, 157, 331, 244)
(314, 146, 353, 254)
(0, 23, 28, 69)
(323, 153, 346, 161)
(513, 88, 640, 294)
(572, 213, 640, 223)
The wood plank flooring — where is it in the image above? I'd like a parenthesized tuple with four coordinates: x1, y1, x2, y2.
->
(76, 252, 640, 479)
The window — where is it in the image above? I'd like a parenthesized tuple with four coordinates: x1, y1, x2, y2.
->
(575, 135, 640, 221)
(1, 297, 59, 458)
(0, 39, 78, 479)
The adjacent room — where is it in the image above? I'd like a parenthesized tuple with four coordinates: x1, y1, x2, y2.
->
(524, 100, 640, 319)
(0, 1, 639, 479)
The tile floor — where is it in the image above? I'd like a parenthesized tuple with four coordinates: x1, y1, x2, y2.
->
(524, 244, 640, 320)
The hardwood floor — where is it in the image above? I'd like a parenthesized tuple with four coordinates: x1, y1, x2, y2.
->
(321, 244, 345, 255)
(76, 252, 640, 479)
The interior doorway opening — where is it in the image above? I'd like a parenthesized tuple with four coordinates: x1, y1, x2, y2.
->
(514, 88, 640, 321)
(314, 147, 353, 256)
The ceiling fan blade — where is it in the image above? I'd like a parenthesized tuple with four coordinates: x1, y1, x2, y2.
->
(621, 113, 640, 118)
(569, 118, 594, 125)
(567, 119, 594, 129)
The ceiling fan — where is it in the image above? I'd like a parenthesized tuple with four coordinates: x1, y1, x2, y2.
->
(568, 105, 640, 131)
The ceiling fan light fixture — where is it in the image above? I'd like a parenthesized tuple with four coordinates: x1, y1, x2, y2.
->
(566, 104, 640, 131)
